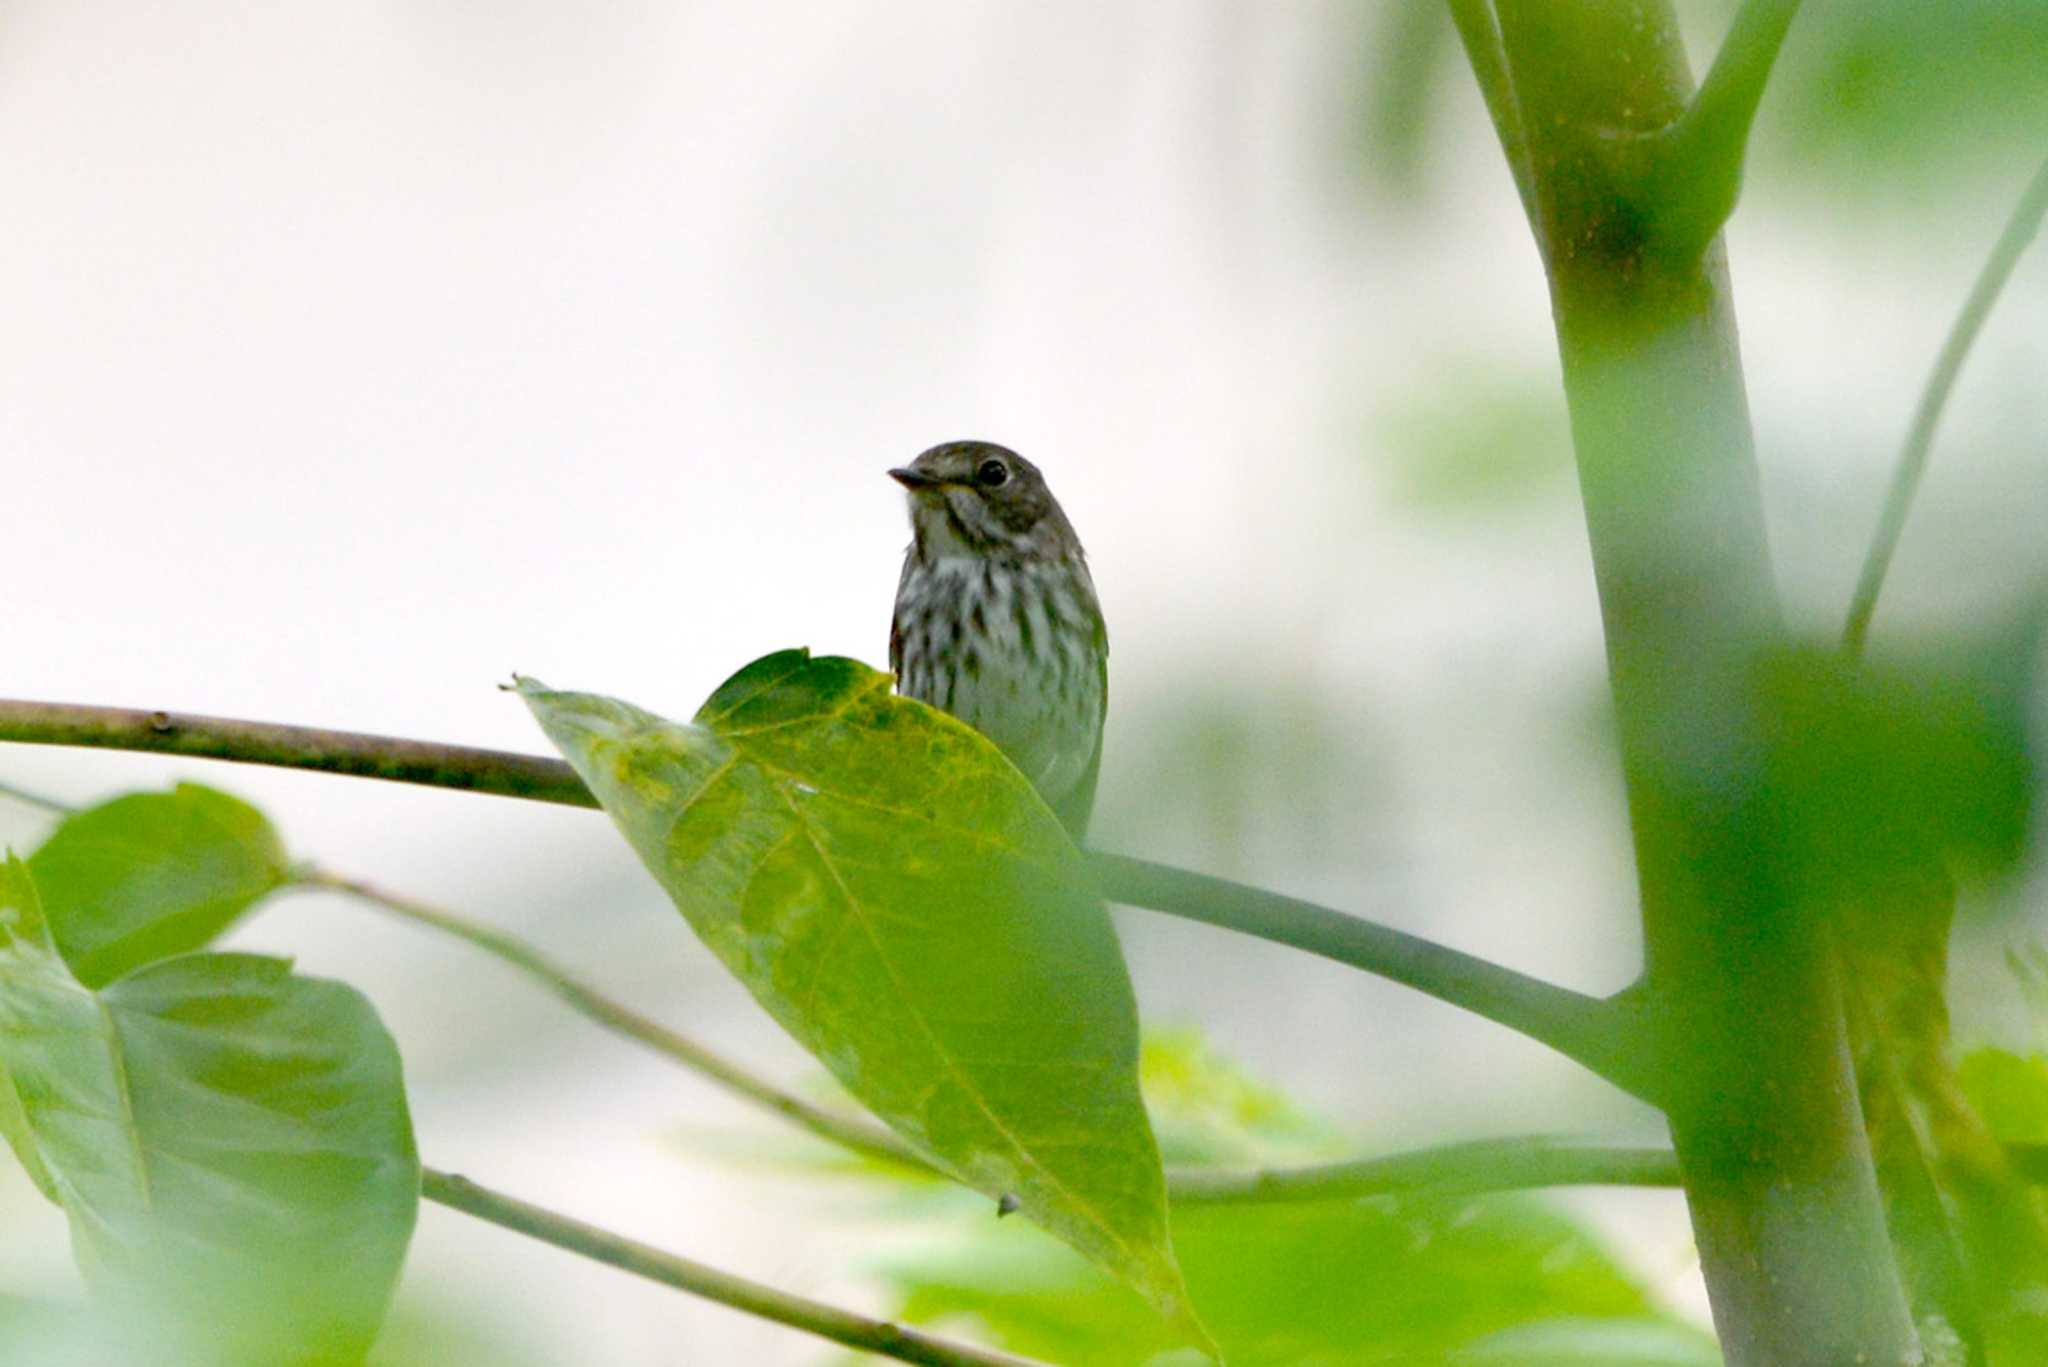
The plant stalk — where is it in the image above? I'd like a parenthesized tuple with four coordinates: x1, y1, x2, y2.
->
(1475, 2, 1919, 1361)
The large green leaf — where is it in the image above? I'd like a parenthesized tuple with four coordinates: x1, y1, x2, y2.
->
(28, 782, 291, 986)
(0, 856, 418, 1366)
(518, 651, 1204, 1342)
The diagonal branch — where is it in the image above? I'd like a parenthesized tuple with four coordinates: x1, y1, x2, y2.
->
(1445, 0, 1537, 228)
(419, 1167, 1047, 1367)
(0, 778, 71, 814)
(1644, 0, 1804, 258)
(1169, 1134, 1679, 1205)
(1091, 852, 1660, 1102)
(295, 870, 929, 1173)
(0, 699, 1651, 1100)
(1843, 152, 2048, 658)
(301, 866, 1673, 1198)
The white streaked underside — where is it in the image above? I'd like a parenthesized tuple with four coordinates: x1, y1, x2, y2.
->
(892, 553, 1103, 808)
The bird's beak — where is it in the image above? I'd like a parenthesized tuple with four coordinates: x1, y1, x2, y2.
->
(889, 466, 942, 491)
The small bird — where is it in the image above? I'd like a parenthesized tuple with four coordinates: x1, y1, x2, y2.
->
(889, 440, 1107, 840)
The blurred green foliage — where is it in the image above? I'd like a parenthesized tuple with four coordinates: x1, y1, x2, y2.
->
(1751, 633, 2040, 898)
(1371, 372, 1574, 513)
(0, 855, 417, 1366)
(1764, 0, 2048, 180)
(1963, 945, 2048, 1147)
(1958, 1047, 2048, 1145)
(821, 1033, 1702, 1366)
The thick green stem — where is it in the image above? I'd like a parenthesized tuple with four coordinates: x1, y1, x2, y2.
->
(1478, 3, 1918, 1362)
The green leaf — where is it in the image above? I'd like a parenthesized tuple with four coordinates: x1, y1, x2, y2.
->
(1958, 1047, 2048, 1144)
(1766, 0, 2048, 179)
(0, 855, 418, 1366)
(1139, 1028, 1342, 1168)
(28, 783, 291, 986)
(1372, 372, 1573, 513)
(860, 1186, 1667, 1365)
(517, 651, 1205, 1343)
(1450, 1316, 1722, 1365)
(812, 1033, 1687, 1364)
(1750, 637, 2038, 896)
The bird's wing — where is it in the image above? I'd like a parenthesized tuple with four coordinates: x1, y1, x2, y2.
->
(1053, 621, 1108, 843)
(888, 547, 914, 679)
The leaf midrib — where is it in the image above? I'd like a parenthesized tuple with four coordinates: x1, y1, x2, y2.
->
(91, 990, 157, 1223)
(761, 768, 1156, 1287)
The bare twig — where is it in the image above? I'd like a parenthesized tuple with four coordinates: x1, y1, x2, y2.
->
(0, 779, 73, 815)
(1843, 153, 2048, 658)
(418, 1167, 1048, 1367)
(0, 700, 593, 806)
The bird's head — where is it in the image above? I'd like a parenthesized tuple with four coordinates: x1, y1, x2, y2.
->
(889, 440, 1078, 559)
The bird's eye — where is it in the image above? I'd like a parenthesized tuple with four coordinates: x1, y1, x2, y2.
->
(977, 458, 1009, 487)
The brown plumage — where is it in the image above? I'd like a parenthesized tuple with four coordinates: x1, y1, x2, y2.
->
(888, 440, 1107, 840)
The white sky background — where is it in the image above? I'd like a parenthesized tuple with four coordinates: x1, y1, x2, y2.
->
(0, 2, 2044, 1362)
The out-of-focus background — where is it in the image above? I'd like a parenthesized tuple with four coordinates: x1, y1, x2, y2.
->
(0, 2, 2043, 1361)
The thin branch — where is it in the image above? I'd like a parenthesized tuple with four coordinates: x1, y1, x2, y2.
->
(1645, 0, 1804, 258)
(297, 869, 929, 1174)
(0, 699, 1650, 1100)
(1843, 153, 2048, 658)
(1169, 1135, 1679, 1205)
(0, 699, 593, 806)
(0, 779, 73, 815)
(419, 1167, 1048, 1367)
(1446, 0, 1537, 228)
(299, 869, 1678, 1206)
(1090, 853, 1659, 1104)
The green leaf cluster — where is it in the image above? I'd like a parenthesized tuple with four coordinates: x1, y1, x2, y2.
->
(0, 788, 418, 1366)
(823, 1031, 1711, 1366)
